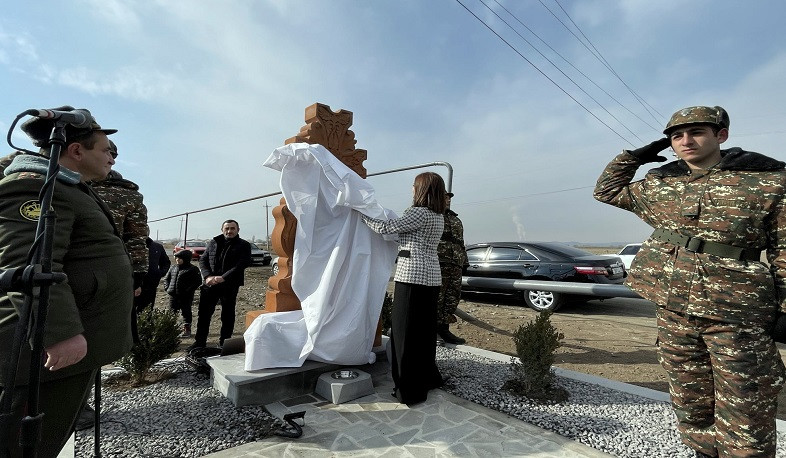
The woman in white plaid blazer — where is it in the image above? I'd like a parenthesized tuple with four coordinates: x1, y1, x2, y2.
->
(362, 172, 447, 405)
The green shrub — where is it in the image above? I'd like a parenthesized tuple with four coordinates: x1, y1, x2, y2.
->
(117, 308, 181, 386)
(503, 311, 568, 403)
(380, 292, 393, 335)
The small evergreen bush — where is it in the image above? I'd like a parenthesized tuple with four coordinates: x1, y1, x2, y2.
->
(503, 311, 568, 403)
(117, 308, 181, 386)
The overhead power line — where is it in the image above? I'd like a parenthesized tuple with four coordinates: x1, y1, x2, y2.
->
(454, 0, 637, 147)
(542, 0, 663, 124)
(476, 0, 645, 143)
(490, 0, 660, 133)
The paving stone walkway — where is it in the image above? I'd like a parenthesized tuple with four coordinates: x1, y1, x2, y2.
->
(206, 368, 612, 458)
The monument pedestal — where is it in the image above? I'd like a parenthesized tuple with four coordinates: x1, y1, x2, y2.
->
(207, 336, 389, 407)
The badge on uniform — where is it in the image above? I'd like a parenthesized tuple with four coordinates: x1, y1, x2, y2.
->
(19, 200, 42, 221)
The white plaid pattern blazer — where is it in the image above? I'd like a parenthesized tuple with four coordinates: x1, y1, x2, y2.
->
(362, 206, 444, 286)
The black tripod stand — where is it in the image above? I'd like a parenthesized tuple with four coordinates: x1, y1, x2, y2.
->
(0, 118, 71, 457)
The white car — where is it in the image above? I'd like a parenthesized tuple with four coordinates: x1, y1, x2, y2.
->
(615, 243, 641, 270)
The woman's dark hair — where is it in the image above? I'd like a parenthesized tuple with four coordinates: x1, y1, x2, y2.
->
(412, 172, 447, 214)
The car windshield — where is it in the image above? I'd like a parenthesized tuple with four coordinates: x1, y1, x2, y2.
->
(183, 241, 206, 247)
(620, 245, 641, 256)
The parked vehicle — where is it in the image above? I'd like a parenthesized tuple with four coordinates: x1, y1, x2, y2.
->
(173, 240, 207, 260)
(613, 243, 641, 270)
(250, 243, 272, 265)
(271, 256, 279, 275)
(462, 241, 626, 312)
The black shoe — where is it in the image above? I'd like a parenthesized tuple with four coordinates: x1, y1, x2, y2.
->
(74, 405, 95, 431)
(186, 342, 205, 352)
(438, 327, 466, 345)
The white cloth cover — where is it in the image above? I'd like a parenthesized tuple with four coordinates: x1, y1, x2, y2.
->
(244, 143, 398, 370)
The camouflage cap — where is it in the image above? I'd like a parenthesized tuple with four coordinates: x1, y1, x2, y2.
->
(663, 105, 730, 135)
(109, 139, 118, 158)
(21, 106, 118, 147)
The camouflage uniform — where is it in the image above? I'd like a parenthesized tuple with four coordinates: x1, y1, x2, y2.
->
(437, 209, 468, 325)
(595, 146, 786, 457)
(0, 151, 21, 175)
(92, 170, 149, 284)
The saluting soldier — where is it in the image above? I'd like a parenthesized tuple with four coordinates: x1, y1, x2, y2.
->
(594, 105, 786, 457)
(436, 192, 467, 344)
(0, 109, 134, 456)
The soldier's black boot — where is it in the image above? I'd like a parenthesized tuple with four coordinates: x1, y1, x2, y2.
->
(437, 324, 466, 345)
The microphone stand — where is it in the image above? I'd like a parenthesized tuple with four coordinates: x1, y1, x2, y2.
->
(0, 121, 69, 457)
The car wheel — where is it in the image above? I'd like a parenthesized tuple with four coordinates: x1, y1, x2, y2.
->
(523, 290, 564, 312)
(271, 263, 279, 275)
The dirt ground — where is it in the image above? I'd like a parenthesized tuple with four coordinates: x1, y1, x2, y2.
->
(152, 256, 786, 421)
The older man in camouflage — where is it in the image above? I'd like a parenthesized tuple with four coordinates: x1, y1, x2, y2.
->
(437, 192, 468, 344)
(594, 105, 786, 457)
(92, 140, 149, 298)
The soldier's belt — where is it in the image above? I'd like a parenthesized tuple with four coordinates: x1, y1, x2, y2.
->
(651, 228, 761, 262)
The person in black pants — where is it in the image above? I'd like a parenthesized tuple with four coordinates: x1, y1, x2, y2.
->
(360, 172, 447, 405)
(189, 220, 251, 349)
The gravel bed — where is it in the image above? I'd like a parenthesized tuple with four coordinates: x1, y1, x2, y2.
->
(74, 358, 279, 457)
(75, 349, 786, 457)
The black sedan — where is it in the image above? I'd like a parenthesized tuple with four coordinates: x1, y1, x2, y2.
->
(463, 241, 625, 312)
(250, 243, 272, 266)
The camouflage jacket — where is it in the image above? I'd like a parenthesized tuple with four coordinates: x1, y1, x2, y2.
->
(92, 171, 149, 275)
(438, 209, 468, 267)
(594, 148, 786, 325)
(0, 151, 21, 175)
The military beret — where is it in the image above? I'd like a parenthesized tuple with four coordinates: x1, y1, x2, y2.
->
(664, 106, 730, 135)
(21, 106, 118, 147)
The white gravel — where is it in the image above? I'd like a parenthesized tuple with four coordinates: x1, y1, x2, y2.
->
(74, 349, 786, 457)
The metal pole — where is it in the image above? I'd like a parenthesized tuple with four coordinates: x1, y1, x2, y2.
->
(183, 213, 189, 248)
(265, 201, 270, 250)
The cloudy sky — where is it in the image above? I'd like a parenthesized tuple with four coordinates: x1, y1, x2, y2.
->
(2, 0, 785, 246)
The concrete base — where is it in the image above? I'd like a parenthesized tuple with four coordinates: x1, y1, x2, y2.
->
(207, 335, 389, 407)
(315, 368, 374, 404)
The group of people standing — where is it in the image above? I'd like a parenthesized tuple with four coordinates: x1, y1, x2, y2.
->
(1, 102, 784, 458)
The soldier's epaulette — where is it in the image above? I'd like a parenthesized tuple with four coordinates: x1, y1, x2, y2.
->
(15, 171, 44, 180)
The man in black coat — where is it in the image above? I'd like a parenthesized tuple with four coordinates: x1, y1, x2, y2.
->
(135, 237, 171, 312)
(190, 220, 251, 348)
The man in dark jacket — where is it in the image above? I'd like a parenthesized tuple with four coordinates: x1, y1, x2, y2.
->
(190, 219, 251, 348)
(136, 237, 171, 312)
(0, 109, 133, 456)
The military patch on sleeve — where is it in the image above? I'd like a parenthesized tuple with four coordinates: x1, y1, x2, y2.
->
(19, 200, 42, 221)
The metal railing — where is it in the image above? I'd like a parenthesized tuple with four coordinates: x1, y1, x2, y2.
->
(149, 161, 454, 242)
(461, 276, 643, 299)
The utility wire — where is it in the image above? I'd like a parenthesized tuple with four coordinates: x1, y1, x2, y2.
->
(540, 0, 662, 124)
(551, 0, 663, 121)
(491, 0, 659, 133)
(477, 0, 645, 143)
(454, 0, 636, 147)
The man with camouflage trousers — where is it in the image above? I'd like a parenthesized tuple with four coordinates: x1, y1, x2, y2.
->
(594, 105, 786, 457)
(437, 192, 468, 345)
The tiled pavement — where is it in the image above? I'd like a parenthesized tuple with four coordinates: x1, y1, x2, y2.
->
(205, 366, 612, 458)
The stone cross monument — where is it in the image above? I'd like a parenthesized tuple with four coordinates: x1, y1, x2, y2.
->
(264, 102, 368, 313)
